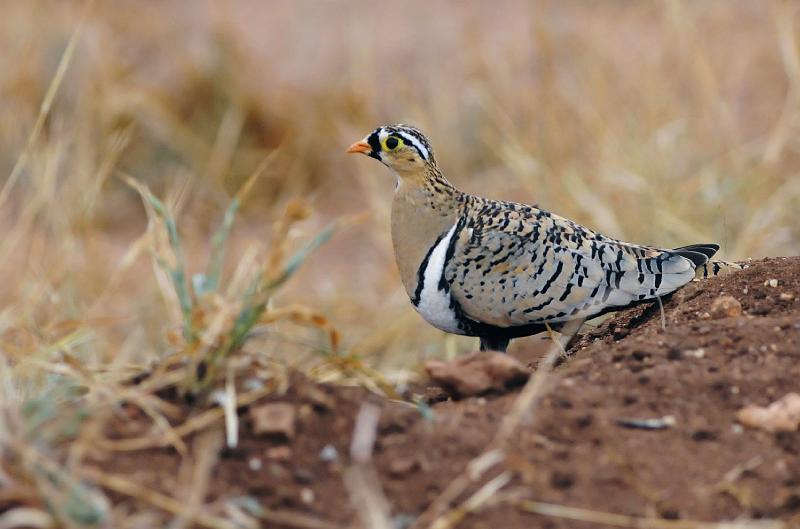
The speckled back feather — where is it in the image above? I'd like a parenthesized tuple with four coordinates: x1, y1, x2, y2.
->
(444, 196, 721, 327)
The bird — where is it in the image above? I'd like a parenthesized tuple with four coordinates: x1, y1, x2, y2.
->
(346, 124, 738, 353)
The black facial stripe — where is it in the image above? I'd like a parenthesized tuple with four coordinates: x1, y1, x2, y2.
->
(367, 131, 381, 153)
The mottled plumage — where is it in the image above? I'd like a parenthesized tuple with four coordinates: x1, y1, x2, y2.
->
(347, 124, 739, 352)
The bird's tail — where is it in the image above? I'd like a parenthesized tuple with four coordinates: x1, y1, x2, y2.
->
(672, 243, 719, 266)
(670, 243, 742, 279)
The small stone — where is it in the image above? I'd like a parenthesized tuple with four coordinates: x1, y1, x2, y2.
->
(764, 278, 779, 288)
(300, 488, 315, 505)
(267, 462, 290, 480)
(685, 348, 705, 359)
(392, 514, 416, 529)
(616, 415, 675, 430)
(737, 393, 800, 432)
(388, 457, 419, 477)
(248, 457, 262, 471)
(779, 292, 795, 301)
(708, 295, 742, 319)
(319, 444, 338, 462)
(293, 467, 314, 484)
(250, 402, 296, 440)
(243, 378, 266, 391)
(424, 351, 529, 397)
(266, 446, 292, 461)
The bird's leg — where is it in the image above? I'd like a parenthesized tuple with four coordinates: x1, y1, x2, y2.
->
(545, 323, 569, 359)
(479, 335, 510, 353)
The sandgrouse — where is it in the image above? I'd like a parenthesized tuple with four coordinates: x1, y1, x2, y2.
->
(347, 124, 737, 352)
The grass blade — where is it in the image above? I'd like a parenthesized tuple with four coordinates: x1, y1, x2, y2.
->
(202, 197, 240, 295)
(124, 177, 195, 341)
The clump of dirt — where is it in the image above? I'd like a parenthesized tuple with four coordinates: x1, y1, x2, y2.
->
(92, 257, 800, 528)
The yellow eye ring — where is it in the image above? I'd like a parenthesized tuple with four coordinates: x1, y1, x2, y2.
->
(383, 136, 403, 151)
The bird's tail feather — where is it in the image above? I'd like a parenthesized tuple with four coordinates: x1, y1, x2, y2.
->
(672, 243, 719, 266)
(671, 243, 740, 279)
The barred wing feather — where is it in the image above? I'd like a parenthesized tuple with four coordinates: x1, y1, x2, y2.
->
(444, 204, 714, 328)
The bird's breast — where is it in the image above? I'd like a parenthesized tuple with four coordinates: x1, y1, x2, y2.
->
(390, 186, 458, 299)
(408, 222, 465, 335)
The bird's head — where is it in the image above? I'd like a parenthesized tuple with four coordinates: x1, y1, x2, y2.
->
(346, 124, 435, 176)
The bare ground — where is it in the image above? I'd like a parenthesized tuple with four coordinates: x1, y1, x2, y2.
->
(82, 257, 800, 527)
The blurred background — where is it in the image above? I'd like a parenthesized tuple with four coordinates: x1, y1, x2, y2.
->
(2, 0, 800, 380)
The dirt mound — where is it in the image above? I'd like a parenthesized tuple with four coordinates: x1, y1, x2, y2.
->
(95, 257, 800, 528)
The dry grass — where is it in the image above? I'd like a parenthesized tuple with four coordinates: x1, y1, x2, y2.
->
(1, 1, 799, 527)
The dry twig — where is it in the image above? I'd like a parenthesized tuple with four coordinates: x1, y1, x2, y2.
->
(344, 403, 393, 529)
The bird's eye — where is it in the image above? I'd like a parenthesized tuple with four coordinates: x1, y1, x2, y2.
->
(384, 136, 401, 150)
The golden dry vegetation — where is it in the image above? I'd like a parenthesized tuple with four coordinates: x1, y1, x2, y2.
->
(1, 1, 799, 527)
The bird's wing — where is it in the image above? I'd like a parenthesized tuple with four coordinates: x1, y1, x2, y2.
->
(444, 200, 709, 327)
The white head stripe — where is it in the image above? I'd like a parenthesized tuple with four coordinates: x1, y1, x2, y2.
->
(397, 131, 429, 160)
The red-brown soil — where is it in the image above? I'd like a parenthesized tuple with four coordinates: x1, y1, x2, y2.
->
(93, 257, 800, 527)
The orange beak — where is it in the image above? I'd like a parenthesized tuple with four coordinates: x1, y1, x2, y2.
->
(346, 140, 372, 155)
